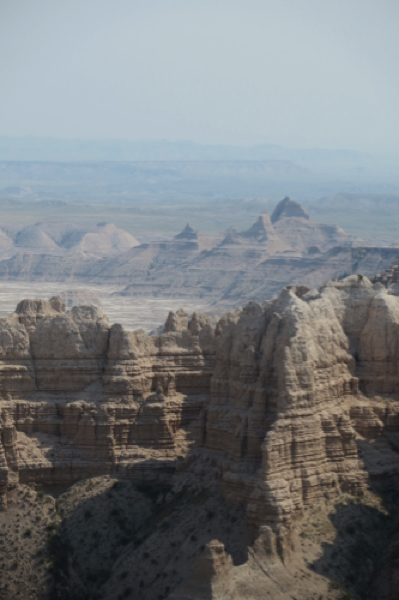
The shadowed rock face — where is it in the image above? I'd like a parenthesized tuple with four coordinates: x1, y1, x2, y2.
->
(169, 539, 233, 600)
(175, 223, 198, 241)
(271, 196, 310, 223)
(1, 277, 399, 568)
(241, 212, 280, 241)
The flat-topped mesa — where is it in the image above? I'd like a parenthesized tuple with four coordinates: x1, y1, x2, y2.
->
(270, 196, 310, 223)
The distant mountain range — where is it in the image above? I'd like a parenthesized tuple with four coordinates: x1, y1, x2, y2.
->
(0, 137, 374, 166)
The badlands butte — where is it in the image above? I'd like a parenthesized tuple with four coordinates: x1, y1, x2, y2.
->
(2, 271, 399, 599)
(0, 197, 398, 306)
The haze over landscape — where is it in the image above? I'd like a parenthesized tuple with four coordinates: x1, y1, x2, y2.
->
(1, 2, 399, 600)
(1, 0, 399, 152)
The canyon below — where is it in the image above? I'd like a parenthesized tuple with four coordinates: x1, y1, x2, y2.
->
(1, 183, 399, 600)
(1, 272, 399, 599)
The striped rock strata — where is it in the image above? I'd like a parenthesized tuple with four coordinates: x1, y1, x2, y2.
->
(1, 277, 399, 557)
(0, 299, 215, 508)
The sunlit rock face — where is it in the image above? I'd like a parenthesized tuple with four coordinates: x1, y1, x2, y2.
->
(1, 276, 399, 559)
(0, 299, 216, 508)
(203, 276, 399, 552)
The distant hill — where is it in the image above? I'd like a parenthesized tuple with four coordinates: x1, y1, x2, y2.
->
(0, 136, 372, 167)
(0, 197, 395, 307)
(0, 160, 310, 183)
(0, 221, 139, 259)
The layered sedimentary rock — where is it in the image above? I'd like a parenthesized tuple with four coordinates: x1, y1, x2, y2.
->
(0, 299, 215, 508)
(371, 258, 399, 292)
(1, 198, 391, 308)
(1, 276, 399, 559)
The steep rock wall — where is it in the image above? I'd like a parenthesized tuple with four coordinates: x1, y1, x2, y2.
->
(201, 277, 399, 553)
(0, 301, 215, 508)
(1, 277, 399, 557)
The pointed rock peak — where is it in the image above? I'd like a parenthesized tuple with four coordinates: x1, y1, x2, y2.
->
(163, 308, 189, 333)
(174, 222, 198, 240)
(243, 212, 277, 240)
(271, 196, 309, 223)
(220, 227, 240, 245)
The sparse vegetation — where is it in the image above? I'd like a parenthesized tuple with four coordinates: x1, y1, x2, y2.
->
(4, 473, 399, 600)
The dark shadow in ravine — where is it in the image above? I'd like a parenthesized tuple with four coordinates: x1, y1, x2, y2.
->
(311, 438, 399, 600)
(45, 450, 251, 600)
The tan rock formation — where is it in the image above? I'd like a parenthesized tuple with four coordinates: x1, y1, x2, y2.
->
(0, 198, 379, 307)
(169, 540, 233, 600)
(17, 221, 140, 255)
(0, 298, 215, 506)
(271, 197, 353, 253)
(203, 276, 399, 554)
(1, 276, 399, 569)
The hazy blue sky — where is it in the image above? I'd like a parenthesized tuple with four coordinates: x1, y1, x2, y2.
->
(1, 0, 398, 152)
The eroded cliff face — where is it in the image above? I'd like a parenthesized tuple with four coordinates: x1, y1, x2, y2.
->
(0, 298, 215, 509)
(1, 276, 399, 562)
(202, 277, 399, 557)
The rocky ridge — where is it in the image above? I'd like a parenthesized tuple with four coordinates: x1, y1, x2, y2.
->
(0, 221, 139, 259)
(2, 198, 395, 308)
(2, 277, 399, 597)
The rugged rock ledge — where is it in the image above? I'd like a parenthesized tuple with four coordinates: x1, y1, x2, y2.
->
(1, 275, 399, 568)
